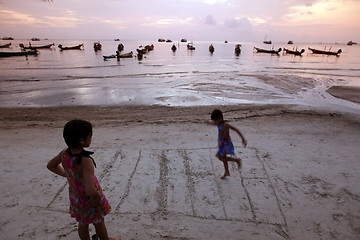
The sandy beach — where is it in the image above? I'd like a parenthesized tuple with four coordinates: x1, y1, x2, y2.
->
(0, 102, 360, 240)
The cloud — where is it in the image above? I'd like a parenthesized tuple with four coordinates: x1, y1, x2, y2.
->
(223, 17, 251, 29)
(203, 14, 216, 25)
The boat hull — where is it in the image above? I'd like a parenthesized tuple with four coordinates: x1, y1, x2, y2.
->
(0, 50, 38, 57)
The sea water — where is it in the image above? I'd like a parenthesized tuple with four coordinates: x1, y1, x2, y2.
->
(0, 39, 359, 112)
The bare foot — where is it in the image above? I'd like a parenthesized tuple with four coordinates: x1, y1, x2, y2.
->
(221, 172, 230, 179)
(110, 237, 121, 240)
(236, 159, 242, 169)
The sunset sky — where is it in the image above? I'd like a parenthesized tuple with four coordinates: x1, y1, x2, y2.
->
(0, 0, 359, 43)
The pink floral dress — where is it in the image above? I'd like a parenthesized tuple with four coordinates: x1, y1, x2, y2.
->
(61, 149, 111, 224)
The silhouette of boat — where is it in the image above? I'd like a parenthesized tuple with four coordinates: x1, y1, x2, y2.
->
(209, 44, 214, 53)
(20, 43, 54, 50)
(187, 42, 195, 50)
(58, 44, 84, 50)
(0, 50, 38, 57)
(308, 47, 341, 55)
(283, 48, 305, 56)
(0, 42, 11, 48)
(254, 46, 281, 54)
(235, 44, 241, 56)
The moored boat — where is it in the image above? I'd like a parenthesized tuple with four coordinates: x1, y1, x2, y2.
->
(187, 42, 195, 50)
(308, 47, 342, 55)
(209, 44, 214, 53)
(103, 54, 116, 60)
(0, 42, 11, 48)
(93, 42, 102, 51)
(58, 44, 84, 50)
(287, 40, 294, 44)
(171, 44, 177, 52)
(181, 39, 187, 42)
(118, 51, 133, 58)
(0, 50, 38, 57)
(347, 41, 357, 46)
(283, 48, 305, 56)
(254, 46, 282, 54)
(234, 44, 241, 55)
(20, 43, 54, 50)
(2, 37, 14, 40)
(263, 40, 272, 44)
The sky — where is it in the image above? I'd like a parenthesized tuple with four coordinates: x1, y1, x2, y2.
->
(0, 0, 359, 43)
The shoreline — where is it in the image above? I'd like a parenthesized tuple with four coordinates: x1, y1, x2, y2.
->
(1, 103, 359, 129)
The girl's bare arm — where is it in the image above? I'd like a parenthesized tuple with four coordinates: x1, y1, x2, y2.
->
(227, 123, 247, 147)
(82, 157, 99, 197)
(47, 151, 66, 177)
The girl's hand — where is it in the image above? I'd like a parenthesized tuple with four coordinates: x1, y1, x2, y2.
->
(242, 139, 248, 147)
(87, 193, 101, 208)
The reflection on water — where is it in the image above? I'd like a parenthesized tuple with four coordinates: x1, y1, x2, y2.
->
(0, 39, 359, 112)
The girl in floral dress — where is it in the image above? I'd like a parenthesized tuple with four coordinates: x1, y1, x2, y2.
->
(47, 120, 120, 240)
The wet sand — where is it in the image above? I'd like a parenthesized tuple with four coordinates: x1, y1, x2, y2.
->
(327, 86, 360, 103)
(0, 104, 360, 239)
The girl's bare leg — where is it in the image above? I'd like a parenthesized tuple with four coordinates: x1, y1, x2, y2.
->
(93, 220, 109, 240)
(221, 157, 230, 179)
(78, 223, 90, 240)
(227, 156, 242, 169)
(94, 220, 121, 240)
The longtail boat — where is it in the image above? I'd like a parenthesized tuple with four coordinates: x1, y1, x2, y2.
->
(254, 46, 282, 54)
(0, 43, 11, 48)
(283, 48, 305, 56)
(209, 44, 214, 53)
(58, 44, 84, 50)
(119, 51, 133, 58)
(308, 47, 341, 55)
(235, 44, 241, 56)
(0, 50, 38, 57)
(20, 43, 54, 50)
(93, 42, 102, 51)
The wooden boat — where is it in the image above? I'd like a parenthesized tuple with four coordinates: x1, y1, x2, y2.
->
(187, 42, 195, 50)
(166, 39, 172, 43)
(31, 38, 40, 41)
(181, 39, 187, 42)
(308, 47, 342, 55)
(117, 43, 124, 52)
(2, 37, 14, 40)
(287, 40, 294, 44)
(234, 44, 241, 55)
(209, 44, 214, 53)
(0, 43, 11, 48)
(144, 44, 154, 51)
(58, 44, 84, 50)
(158, 39, 166, 42)
(20, 43, 54, 50)
(171, 44, 177, 52)
(254, 46, 282, 54)
(93, 42, 102, 51)
(137, 48, 147, 55)
(103, 54, 116, 60)
(118, 51, 133, 58)
(0, 50, 38, 57)
(347, 41, 357, 46)
(263, 40, 272, 44)
(114, 38, 120, 41)
(284, 48, 305, 56)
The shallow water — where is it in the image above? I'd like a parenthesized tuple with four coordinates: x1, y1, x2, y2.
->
(0, 39, 359, 112)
